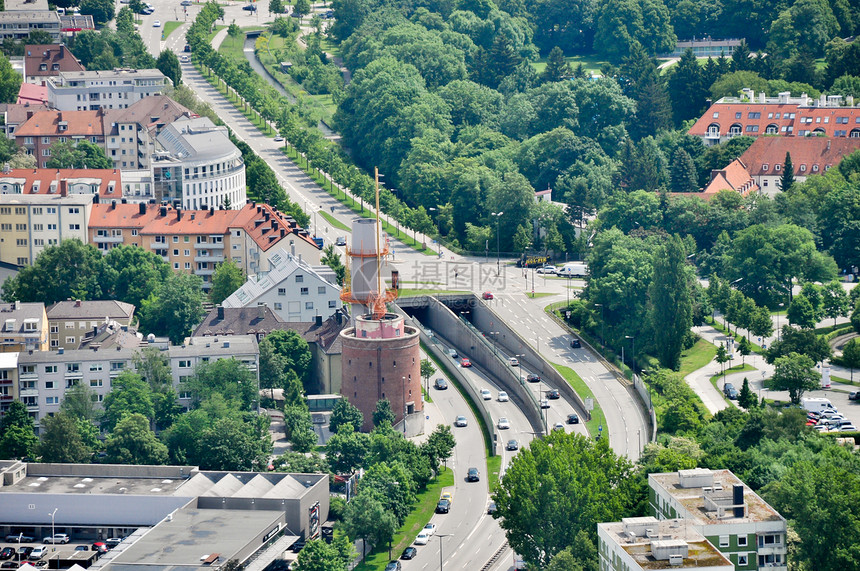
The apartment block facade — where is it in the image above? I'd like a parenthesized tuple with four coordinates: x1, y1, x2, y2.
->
(46, 69, 169, 112)
(46, 299, 135, 351)
(649, 469, 788, 571)
(15, 109, 105, 169)
(0, 302, 48, 354)
(0, 193, 93, 266)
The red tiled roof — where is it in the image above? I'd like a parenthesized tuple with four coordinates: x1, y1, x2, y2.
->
(23, 44, 85, 79)
(700, 159, 759, 199)
(15, 110, 104, 138)
(688, 102, 860, 138)
(0, 168, 121, 196)
(739, 137, 860, 177)
(16, 82, 47, 105)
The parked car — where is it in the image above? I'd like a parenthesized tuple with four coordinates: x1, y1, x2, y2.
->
(29, 548, 46, 560)
(723, 382, 735, 396)
(92, 543, 108, 554)
(384, 562, 402, 571)
(454, 415, 468, 427)
(0, 547, 15, 560)
(400, 547, 417, 560)
(74, 546, 89, 552)
(570, 338, 581, 348)
(434, 378, 448, 390)
(567, 413, 580, 424)
(460, 357, 472, 368)
(0, 561, 18, 569)
(16, 547, 33, 560)
(242, 4, 257, 9)
(480, 388, 492, 400)
(414, 531, 430, 545)
(290, 541, 305, 553)
(105, 538, 123, 549)
(506, 439, 519, 451)
(482, 292, 493, 300)
(5, 536, 34, 543)
(839, 424, 858, 431)
(180, 0, 192, 5)
(440, 492, 452, 503)
(422, 523, 436, 537)
(179, 55, 190, 63)
(152, 20, 161, 26)
(497, 391, 509, 402)
(487, 501, 497, 515)
(435, 499, 450, 514)
(547, 388, 560, 399)
(497, 417, 510, 429)
(536, 265, 556, 274)
(43, 534, 69, 544)
(527, 374, 541, 383)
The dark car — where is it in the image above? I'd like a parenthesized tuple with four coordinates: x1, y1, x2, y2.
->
(6, 536, 34, 544)
(16, 547, 33, 561)
(547, 388, 560, 399)
(92, 543, 108, 554)
(74, 547, 89, 552)
(401, 547, 417, 560)
(506, 439, 518, 451)
(570, 338, 581, 348)
(435, 499, 450, 514)
(725, 387, 739, 400)
(183, 44, 191, 52)
(567, 413, 580, 424)
(434, 378, 448, 390)
(526, 374, 541, 383)
(1, 562, 18, 569)
(384, 562, 402, 571)
(467, 467, 480, 482)
(487, 501, 497, 515)
(242, 3, 257, 9)
(849, 391, 860, 401)
(0, 548, 14, 560)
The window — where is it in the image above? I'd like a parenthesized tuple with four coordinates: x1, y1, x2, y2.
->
(45, 380, 54, 389)
(775, 164, 781, 171)
(738, 554, 748, 566)
(110, 361, 124, 371)
(735, 112, 742, 119)
(66, 336, 76, 344)
(719, 536, 729, 547)
(762, 164, 768, 171)
(45, 365, 57, 373)
(90, 379, 103, 387)
(274, 303, 282, 310)
(318, 286, 326, 294)
(69, 224, 80, 230)
(184, 249, 190, 256)
(295, 274, 304, 283)
(305, 302, 313, 310)
(812, 165, 819, 172)
(278, 288, 286, 296)
(799, 164, 806, 172)
(89, 363, 102, 371)
(713, 112, 719, 118)
(300, 287, 309, 295)
(747, 112, 761, 119)
(179, 360, 191, 368)
(745, 125, 759, 132)
(15, 223, 25, 231)
(173, 249, 179, 256)
(46, 396, 59, 405)
(64, 322, 74, 329)
(738, 535, 748, 547)
(329, 300, 336, 308)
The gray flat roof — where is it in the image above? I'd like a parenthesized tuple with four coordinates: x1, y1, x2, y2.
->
(107, 507, 282, 571)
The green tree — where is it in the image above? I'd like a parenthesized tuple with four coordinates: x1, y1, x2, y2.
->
(102, 245, 171, 309)
(821, 281, 850, 325)
(79, 0, 115, 25)
(187, 358, 258, 410)
(842, 338, 860, 382)
(283, 405, 317, 452)
(102, 371, 155, 432)
(104, 413, 169, 465)
(787, 294, 817, 329)
(648, 236, 692, 370)
(422, 424, 455, 471)
(0, 401, 38, 459)
(492, 432, 636, 568)
(269, 0, 283, 14)
(198, 415, 271, 470)
(8, 150, 36, 169)
(138, 272, 206, 344)
(779, 152, 795, 192)
(770, 352, 819, 404)
(669, 148, 699, 193)
(667, 49, 706, 125)
(716, 343, 729, 381)
(38, 412, 94, 463)
(540, 46, 573, 83)
(325, 423, 371, 473)
(156, 50, 182, 87)
(372, 399, 395, 428)
(321, 245, 346, 286)
(738, 336, 751, 366)
(209, 260, 244, 305)
(329, 398, 364, 434)
(227, 21, 243, 48)
(342, 491, 397, 559)
(46, 140, 112, 169)
(60, 384, 101, 422)
(420, 359, 434, 390)
(544, 534, 598, 571)
(737, 377, 757, 409)
(293, 0, 311, 20)
(1, 239, 108, 305)
(292, 537, 353, 571)
(0, 53, 22, 103)
(766, 327, 831, 364)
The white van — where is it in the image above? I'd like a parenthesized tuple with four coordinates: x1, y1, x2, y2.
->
(558, 262, 588, 278)
(802, 397, 836, 414)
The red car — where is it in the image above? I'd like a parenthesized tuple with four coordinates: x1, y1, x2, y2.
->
(482, 292, 493, 300)
(460, 358, 471, 368)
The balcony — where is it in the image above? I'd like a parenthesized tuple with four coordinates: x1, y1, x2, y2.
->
(0, 394, 12, 402)
(194, 241, 225, 249)
(195, 268, 215, 276)
(0, 377, 12, 386)
(93, 234, 124, 244)
(150, 241, 168, 249)
(194, 255, 224, 264)
(19, 388, 38, 398)
(19, 370, 37, 380)
(64, 370, 83, 379)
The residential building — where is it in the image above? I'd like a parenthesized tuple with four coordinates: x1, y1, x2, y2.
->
(597, 517, 734, 571)
(194, 305, 348, 394)
(22, 44, 85, 84)
(223, 248, 342, 322)
(0, 302, 49, 354)
(58, 13, 95, 34)
(738, 136, 860, 197)
(0, 11, 61, 43)
(15, 109, 106, 169)
(0, 461, 328, 557)
(0, 353, 21, 417)
(88, 202, 321, 289)
(689, 89, 860, 145)
(14, 334, 258, 430)
(16, 83, 48, 106)
(103, 95, 195, 171)
(46, 69, 169, 112)
(0, 167, 121, 197)
(151, 116, 246, 210)
(663, 37, 742, 58)
(1, 103, 51, 139)
(46, 299, 135, 351)
(649, 468, 788, 570)
(699, 158, 759, 198)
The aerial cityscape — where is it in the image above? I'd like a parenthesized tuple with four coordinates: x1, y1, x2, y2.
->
(0, 0, 859, 569)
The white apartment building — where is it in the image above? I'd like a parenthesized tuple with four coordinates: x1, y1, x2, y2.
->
(47, 69, 169, 112)
(152, 117, 247, 211)
(15, 335, 258, 431)
(222, 248, 341, 322)
(650, 468, 788, 571)
(597, 517, 734, 571)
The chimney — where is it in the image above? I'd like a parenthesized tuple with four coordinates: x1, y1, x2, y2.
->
(93, 194, 100, 204)
(110, 200, 116, 210)
(209, 206, 214, 215)
(177, 208, 182, 220)
(315, 315, 322, 326)
(159, 206, 167, 217)
(139, 202, 146, 215)
(75, 299, 82, 307)
(58, 347, 64, 354)
(258, 305, 266, 320)
(216, 305, 224, 320)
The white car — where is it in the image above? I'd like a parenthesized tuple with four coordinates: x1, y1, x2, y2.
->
(509, 357, 519, 367)
(552, 422, 565, 432)
(153, 20, 161, 26)
(540, 399, 550, 409)
(839, 424, 857, 431)
(480, 389, 492, 400)
(497, 417, 510, 429)
(43, 534, 70, 544)
(536, 265, 557, 274)
(422, 523, 436, 537)
(179, 55, 190, 63)
(498, 391, 509, 402)
(414, 531, 431, 545)
(29, 547, 47, 560)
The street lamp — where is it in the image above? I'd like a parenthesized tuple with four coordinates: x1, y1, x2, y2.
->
(594, 303, 604, 348)
(489, 332, 499, 356)
(625, 335, 635, 375)
(491, 211, 503, 276)
(437, 533, 451, 571)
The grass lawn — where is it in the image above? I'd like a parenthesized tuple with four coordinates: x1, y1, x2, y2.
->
(531, 53, 611, 74)
(678, 337, 718, 378)
(218, 26, 266, 60)
(162, 20, 183, 40)
(318, 210, 350, 232)
(553, 362, 605, 439)
(353, 468, 454, 570)
(526, 292, 555, 299)
(709, 364, 757, 404)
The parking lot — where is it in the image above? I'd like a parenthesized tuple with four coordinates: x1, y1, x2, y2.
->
(0, 535, 121, 568)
